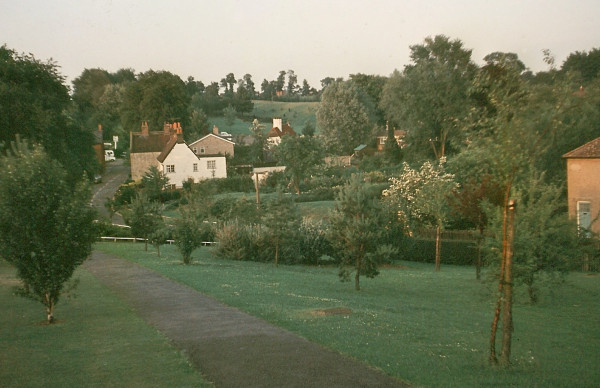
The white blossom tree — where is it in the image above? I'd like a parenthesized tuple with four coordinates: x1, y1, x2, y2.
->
(383, 158, 458, 270)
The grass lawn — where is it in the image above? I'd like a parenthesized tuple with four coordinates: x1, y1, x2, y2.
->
(0, 259, 213, 387)
(97, 243, 600, 387)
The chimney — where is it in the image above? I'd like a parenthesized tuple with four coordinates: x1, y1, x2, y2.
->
(164, 122, 174, 135)
(141, 121, 149, 135)
(273, 117, 282, 130)
(213, 125, 219, 135)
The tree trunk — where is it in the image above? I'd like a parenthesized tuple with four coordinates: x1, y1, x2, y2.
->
(355, 256, 361, 291)
(275, 241, 279, 267)
(45, 293, 55, 324)
(489, 197, 510, 363)
(500, 200, 516, 366)
(434, 225, 442, 271)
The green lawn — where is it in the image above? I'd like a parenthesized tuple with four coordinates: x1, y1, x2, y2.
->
(0, 259, 213, 387)
(96, 243, 600, 387)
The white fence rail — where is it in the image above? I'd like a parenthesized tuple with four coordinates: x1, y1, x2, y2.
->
(98, 237, 217, 246)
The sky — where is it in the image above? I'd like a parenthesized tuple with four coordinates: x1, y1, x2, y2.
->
(1, 0, 599, 89)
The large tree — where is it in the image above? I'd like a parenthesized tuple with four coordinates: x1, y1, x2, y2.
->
(275, 134, 324, 194)
(0, 139, 96, 323)
(316, 80, 373, 155)
(0, 45, 97, 182)
(120, 70, 190, 132)
(380, 35, 476, 161)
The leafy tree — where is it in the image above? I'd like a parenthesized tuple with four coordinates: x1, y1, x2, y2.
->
(262, 191, 301, 266)
(483, 171, 578, 304)
(149, 225, 170, 258)
(276, 70, 286, 94)
(260, 78, 275, 100)
(186, 108, 210, 142)
(242, 73, 255, 97)
(141, 165, 170, 202)
(380, 35, 476, 161)
(71, 68, 112, 127)
(0, 45, 96, 182)
(383, 123, 403, 164)
(316, 80, 373, 155)
(349, 73, 388, 125)
(301, 79, 312, 96)
(127, 193, 163, 251)
(383, 159, 458, 271)
(329, 174, 391, 290)
(275, 135, 324, 194)
(249, 119, 267, 163)
(0, 139, 96, 323)
(286, 69, 298, 95)
(223, 104, 237, 127)
(561, 48, 600, 84)
(120, 70, 190, 132)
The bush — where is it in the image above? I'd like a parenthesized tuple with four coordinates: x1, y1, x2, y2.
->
(291, 219, 333, 265)
(401, 238, 477, 266)
(213, 221, 271, 262)
(94, 220, 133, 238)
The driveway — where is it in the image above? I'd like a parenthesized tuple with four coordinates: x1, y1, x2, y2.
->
(91, 158, 129, 224)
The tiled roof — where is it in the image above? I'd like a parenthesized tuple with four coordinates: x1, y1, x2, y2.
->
(131, 132, 172, 153)
(157, 135, 185, 163)
(268, 124, 296, 138)
(563, 137, 600, 158)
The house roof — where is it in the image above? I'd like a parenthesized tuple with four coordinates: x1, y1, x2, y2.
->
(131, 132, 172, 153)
(157, 134, 186, 163)
(189, 133, 235, 147)
(563, 137, 600, 159)
(268, 123, 297, 138)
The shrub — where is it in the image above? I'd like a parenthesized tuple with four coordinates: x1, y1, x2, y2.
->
(213, 221, 271, 262)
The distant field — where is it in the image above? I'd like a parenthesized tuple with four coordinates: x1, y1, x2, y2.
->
(208, 100, 320, 136)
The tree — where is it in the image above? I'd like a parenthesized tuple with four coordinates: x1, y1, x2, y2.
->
(141, 165, 170, 202)
(383, 159, 458, 271)
(316, 80, 373, 155)
(242, 73, 256, 97)
(561, 48, 600, 84)
(249, 119, 267, 163)
(275, 135, 324, 194)
(127, 193, 163, 251)
(149, 225, 170, 258)
(262, 191, 301, 266)
(286, 69, 298, 96)
(276, 70, 286, 94)
(380, 35, 476, 161)
(223, 104, 237, 127)
(0, 139, 96, 323)
(120, 70, 190, 132)
(383, 123, 403, 164)
(0, 45, 97, 182)
(329, 174, 390, 290)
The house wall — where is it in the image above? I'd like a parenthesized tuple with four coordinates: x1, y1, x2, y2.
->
(161, 143, 226, 187)
(191, 135, 234, 157)
(566, 158, 600, 234)
(130, 152, 161, 181)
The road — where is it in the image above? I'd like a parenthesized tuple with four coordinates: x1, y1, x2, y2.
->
(91, 158, 129, 224)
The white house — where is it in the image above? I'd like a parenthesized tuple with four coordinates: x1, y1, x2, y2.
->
(157, 128, 227, 188)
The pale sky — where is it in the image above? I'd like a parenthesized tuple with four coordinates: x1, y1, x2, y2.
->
(1, 0, 599, 89)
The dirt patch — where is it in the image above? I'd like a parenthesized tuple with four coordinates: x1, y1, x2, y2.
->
(310, 307, 353, 316)
(0, 276, 20, 287)
(585, 273, 600, 277)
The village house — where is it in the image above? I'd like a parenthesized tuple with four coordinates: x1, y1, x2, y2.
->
(129, 121, 174, 181)
(267, 117, 297, 147)
(130, 121, 226, 187)
(188, 126, 235, 158)
(376, 128, 406, 151)
(563, 136, 600, 235)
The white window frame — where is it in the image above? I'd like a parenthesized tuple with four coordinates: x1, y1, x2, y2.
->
(166, 164, 175, 173)
(207, 160, 216, 170)
(193, 163, 198, 172)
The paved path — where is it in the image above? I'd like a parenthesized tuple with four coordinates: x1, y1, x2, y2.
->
(83, 251, 410, 388)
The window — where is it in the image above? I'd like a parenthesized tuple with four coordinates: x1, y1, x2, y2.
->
(200, 146, 206, 154)
(166, 165, 175, 173)
(577, 201, 592, 237)
(193, 163, 198, 172)
(380, 137, 386, 145)
(192, 147, 198, 154)
(207, 160, 216, 170)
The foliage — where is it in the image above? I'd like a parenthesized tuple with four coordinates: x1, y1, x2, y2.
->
(223, 104, 237, 127)
(141, 165, 170, 202)
(274, 134, 324, 194)
(316, 80, 374, 155)
(482, 171, 579, 304)
(127, 193, 163, 251)
(292, 218, 333, 265)
(329, 174, 393, 290)
(213, 220, 270, 262)
(262, 191, 302, 265)
(380, 35, 476, 161)
(0, 140, 96, 323)
(173, 192, 212, 264)
(0, 45, 97, 182)
(120, 70, 190, 132)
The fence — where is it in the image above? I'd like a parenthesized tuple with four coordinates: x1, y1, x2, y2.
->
(98, 237, 217, 246)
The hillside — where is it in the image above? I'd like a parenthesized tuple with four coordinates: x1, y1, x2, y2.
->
(209, 100, 320, 136)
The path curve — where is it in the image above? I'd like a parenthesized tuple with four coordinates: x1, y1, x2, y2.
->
(83, 251, 410, 388)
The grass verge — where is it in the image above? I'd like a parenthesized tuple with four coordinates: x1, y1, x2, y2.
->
(0, 258, 213, 387)
(97, 242, 600, 387)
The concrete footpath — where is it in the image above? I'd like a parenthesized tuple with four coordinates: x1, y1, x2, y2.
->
(83, 251, 410, 388)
